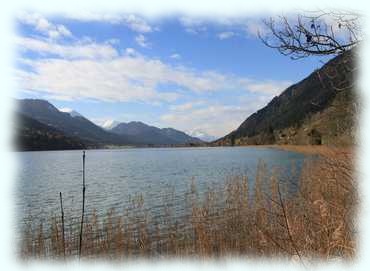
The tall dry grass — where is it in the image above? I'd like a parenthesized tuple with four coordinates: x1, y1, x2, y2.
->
(19, 148, 356, 261)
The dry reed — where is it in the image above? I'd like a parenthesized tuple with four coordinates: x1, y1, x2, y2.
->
(19, 148, 356, 261)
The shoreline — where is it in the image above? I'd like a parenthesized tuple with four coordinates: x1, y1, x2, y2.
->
(267, 144, 354, 157)
(14, 144, 355, 154)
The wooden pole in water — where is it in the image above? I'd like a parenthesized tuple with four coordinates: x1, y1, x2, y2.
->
(78, 150, 86, 259)
(59, 192, 65, 259)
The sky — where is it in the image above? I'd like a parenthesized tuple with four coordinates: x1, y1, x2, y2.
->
(13, 11, 331, 138)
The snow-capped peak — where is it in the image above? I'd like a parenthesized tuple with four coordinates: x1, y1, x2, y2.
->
(101, 119, 120, 130)
(189, 129, 217, 142)
(59, 107, 83, 118)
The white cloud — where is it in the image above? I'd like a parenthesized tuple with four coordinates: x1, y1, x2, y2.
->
(100, 119, 120, 129)
(178, 16, 270, 39)
(15, 53, 226, 104)
(124, 14, 152, 33)
(105, 38, 120, 45)
(15, 36, 292, 105)
(135, 34, 150, 48)
(239, 79, 292, 95)
(170, 103, 193, 111)
(179, 16, 204, 27)
(179, 16, 207, 34)
(189, 129, 217, 142)
(124, 48, 139, 57)
(161, 104, 253, 137)
(245, 20, 267, 37)
(217, 31, 235, 40)
(15, 57, 182, 104)
(64, 12, 153, 33)
(170, 53, 181, 59)
(63, 11, 121, 23)
(59, 107, 73, 112)
(176, 16, 273, 40)
(15, 37, 230, 93)
(169, 101, 205, 111)
(56, 25, 72, 37)
(17, 11, 72, 39)
(15, 37, 118, 60)
(42, 94, 75, 101)
(161, 92, 279, 137)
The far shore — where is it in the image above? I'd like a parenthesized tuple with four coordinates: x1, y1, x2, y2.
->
(16, 143, 355, 154)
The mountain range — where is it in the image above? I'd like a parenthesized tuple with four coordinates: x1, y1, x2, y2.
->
(15, 99, 204, 150)
(17, 99, 135, 147)
(111, 122, 203, 145)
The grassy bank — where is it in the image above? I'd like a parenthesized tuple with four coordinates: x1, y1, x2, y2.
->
(19, 147, 356, 261)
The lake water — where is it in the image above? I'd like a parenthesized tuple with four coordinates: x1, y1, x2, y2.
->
(16, 147, 307, 227)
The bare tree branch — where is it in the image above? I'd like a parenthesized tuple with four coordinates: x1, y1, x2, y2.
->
(259, 11, 362, 59)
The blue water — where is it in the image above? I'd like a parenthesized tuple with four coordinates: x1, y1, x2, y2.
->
(16, 147, 307, 225)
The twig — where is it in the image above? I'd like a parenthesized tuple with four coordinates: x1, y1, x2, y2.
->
(277, 183, 306, 268)
(79, 150, 86, 259)
(59, 192, 66, 260)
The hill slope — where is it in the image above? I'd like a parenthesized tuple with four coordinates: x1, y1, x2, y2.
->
(215, 50, 356, 146)
(15, 113, 88, 151)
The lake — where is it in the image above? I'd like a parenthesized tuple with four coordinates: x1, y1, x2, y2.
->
(16, 147, 307, 228)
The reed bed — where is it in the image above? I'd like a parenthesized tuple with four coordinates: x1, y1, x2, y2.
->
(19, 148, 356, 261)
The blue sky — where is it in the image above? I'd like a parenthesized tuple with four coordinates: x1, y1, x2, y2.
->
(14, 11, 330, 138)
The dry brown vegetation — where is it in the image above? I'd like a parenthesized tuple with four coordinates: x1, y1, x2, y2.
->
(19, 147, 356, 261)
(271, 144, 354, 158)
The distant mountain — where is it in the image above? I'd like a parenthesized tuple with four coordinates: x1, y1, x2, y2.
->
(111, 121, 203, 145)
(16, 99, 203, 149)
(190, 130, 217, 142)
(15, 113, 88, 151)
(17, 99, 137, 147)
(215, 50, 356, 146)
(161, 128, 203, 144)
